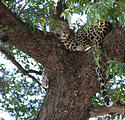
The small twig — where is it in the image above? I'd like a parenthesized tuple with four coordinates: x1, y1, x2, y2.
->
(18, 3, 28, 16)
(10, 0, 23, 10)
(27, 69, 42, 75)
(28, 74, 42, 86)
(0, 46, 42, 86)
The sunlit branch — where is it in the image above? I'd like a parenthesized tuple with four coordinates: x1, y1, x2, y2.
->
(89, 104, 125, 118)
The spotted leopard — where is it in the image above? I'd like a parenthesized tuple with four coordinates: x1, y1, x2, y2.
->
(49, 19, 113, 107)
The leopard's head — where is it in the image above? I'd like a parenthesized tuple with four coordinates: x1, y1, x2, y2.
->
(49, 19, 71, 39)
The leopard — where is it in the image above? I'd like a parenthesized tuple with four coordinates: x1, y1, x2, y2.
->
(49, 19, 113, 107)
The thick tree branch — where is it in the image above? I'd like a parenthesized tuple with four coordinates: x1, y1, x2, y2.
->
(89, 104, 125, 118)
(0, 1, 62, 69)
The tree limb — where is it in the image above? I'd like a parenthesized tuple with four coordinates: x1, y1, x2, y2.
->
(0, 45, 42, 86)
(0, 1, 61, 68)
(89, 104, 125, 118)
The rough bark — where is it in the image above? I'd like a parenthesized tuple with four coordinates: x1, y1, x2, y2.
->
(0, 1, 125, 120)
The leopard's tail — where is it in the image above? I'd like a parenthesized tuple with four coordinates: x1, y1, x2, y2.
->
(95, 67, 113, 107)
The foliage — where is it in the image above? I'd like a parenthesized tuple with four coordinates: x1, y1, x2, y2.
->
(97, 113, 125, 120)
(106, 60, 125, 79)
(2, 0, 125, 30)
(0, 44, 45, 120)
(0, 0, 125, 120)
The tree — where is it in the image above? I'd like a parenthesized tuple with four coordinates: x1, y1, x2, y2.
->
(0, 0, 125, 120)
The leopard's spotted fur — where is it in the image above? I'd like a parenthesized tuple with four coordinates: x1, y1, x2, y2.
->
(76, 20, 112, 50)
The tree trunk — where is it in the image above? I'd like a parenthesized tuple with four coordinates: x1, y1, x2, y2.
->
(0, 2, 125, 120)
